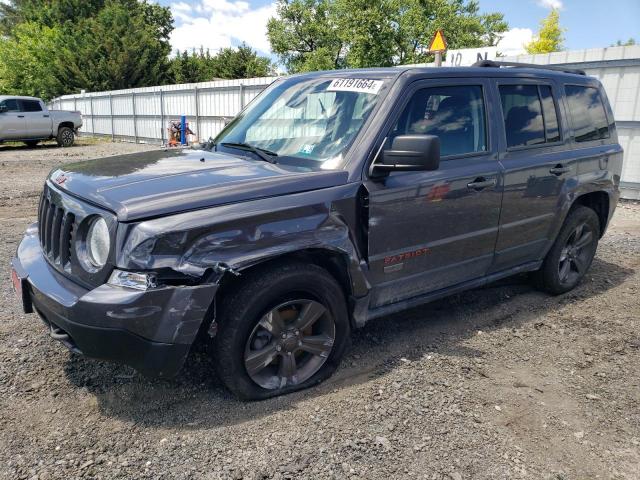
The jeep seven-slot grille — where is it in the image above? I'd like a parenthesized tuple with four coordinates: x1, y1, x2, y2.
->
(38, 187, 76, 267)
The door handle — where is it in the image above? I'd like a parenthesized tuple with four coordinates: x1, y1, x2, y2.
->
(17, 115, 24, 118)
(549, 164, 570, 176)
(467, 177, 496, 190)
(43, 115, 49, 118)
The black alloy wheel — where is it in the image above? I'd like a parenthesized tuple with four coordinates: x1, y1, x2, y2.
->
(244, 299, 335, 390)
(533, 205, 600, 295)
(213, 262, 350, 400)
(557, 221, 594, 287)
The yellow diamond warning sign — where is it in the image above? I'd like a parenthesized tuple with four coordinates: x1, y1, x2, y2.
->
(428, 30, 447, 53)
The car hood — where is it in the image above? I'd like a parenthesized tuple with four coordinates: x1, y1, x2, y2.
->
(47, 149, 349, 221)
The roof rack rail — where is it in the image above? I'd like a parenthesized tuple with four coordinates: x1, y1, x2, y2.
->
(472, 59, 586, 76)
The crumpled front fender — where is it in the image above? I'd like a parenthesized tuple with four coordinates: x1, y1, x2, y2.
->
(116, 183, 371, 298)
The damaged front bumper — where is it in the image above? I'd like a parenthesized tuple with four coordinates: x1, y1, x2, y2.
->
(11, 225, 218, 377)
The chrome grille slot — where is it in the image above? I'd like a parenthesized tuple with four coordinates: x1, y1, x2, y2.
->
(50, 207, 63, 259)
(38, 186, 77, 267)
(59, 212, 75, 265)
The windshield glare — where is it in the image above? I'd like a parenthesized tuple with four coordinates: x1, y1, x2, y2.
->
(213, 76, 385, 169)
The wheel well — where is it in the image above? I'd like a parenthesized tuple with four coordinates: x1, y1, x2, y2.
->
(58, 122, 74, 132)
(216, 250, 353, 301)
(573, 191, 609, 237)
(207, 250, 353, 333)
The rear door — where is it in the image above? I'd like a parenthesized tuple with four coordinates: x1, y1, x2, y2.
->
(0, 99, 26, 140)
(20, 99, 51, 138)
(490, 78, 574, 272)
(364, 78, 503, 309)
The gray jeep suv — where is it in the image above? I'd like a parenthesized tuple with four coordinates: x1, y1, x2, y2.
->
(11, 62, 623, 399)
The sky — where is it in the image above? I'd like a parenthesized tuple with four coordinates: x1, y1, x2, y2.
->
(158, 0, 640, 58)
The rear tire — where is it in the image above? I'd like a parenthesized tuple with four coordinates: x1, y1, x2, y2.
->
(532, 205, 600, 295)
(213, 262, 350, 400)
(56, 127, 75, 147)
(24, 140, 39, 147)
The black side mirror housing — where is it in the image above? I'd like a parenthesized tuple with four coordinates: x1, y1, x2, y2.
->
(371, 134, 440, 176)
(0, 105, 7, 113)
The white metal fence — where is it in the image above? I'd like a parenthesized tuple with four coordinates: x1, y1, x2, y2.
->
(49, 45, 640, 198)
(49, 77, 277, 145)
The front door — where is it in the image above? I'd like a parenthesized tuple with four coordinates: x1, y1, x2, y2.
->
(365, 79, 503, 309)
(20, 99, 51, 139)
(0, 99, 26, 140)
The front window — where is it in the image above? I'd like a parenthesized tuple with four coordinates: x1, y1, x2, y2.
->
(212, 76, 387, 169)
(389, 85, 487, 157)
(0, 99, 20, 112)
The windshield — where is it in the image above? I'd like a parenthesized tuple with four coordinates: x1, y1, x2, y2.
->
(212, 76, 387, 169)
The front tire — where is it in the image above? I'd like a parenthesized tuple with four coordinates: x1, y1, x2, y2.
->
(532, 205, 600, 295)
(56, 127, 75, 147)
(213, 262, 350, 400)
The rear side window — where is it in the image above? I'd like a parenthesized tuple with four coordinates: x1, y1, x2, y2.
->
(0, 99, 20, 112)
(565, 85, 610, 142)
(391, 85, 487, 157)
(21, 100, 42, 112)
(499, 84, 561, 148)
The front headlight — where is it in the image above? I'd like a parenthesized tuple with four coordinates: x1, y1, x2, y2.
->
(86, 216, 110, 268)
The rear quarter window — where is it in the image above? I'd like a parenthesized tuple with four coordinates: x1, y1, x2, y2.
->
(21, 100, 43, 112)
(565, 85, 610, 142)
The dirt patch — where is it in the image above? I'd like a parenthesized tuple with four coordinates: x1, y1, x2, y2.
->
(0, 142, 638, 479)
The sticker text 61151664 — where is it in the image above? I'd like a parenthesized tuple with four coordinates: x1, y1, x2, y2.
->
(327, 78, 384, 95)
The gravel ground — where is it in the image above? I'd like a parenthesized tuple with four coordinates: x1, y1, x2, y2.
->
(0, 141, 639, 480)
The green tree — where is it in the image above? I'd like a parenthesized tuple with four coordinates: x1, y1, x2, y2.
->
(0, 22, 63, 99)
(612, 38, 636, 47)
(213, 44, 274, 79)
(525, 8, 564, 54)
(55, 2, 173, 92)
(267, 0, 509, 73)
(170, 49, 206, 84)
(0, 0, 105, 35)
(168, 44, 274, 84)
(267, 0, 344, 72)
(0, 0, 173, 99)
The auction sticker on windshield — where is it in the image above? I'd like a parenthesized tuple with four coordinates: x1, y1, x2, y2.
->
(327, 78, 384, 95)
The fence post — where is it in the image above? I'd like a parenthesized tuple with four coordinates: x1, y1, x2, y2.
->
(132, 93, 138, 144)
(109, 93, 115, 142)
(89, 96, 95, 136)
(159, 89, 165, 146)
(194, 86, 200, 142)
(239, 83, 245, 109)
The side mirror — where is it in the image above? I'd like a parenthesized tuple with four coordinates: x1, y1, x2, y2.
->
(371, 134, 440, 177)
(0, 105, 7, 113)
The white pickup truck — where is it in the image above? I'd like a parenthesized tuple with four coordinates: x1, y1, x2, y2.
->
(0, 96, 82, 147)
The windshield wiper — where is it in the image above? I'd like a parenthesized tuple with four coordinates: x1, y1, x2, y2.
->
(220, 142, 278, 164)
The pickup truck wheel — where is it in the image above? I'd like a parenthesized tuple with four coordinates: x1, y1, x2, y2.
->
(213, 262, 350, 400)
(532, 206, 600, 295)
(56, 127, 75, 147)
(24, 140, 39, 147)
